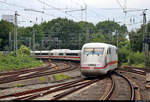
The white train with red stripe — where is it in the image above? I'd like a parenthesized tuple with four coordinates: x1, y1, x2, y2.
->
(31, 49, 80, 61)
(80, 43, 118, 77)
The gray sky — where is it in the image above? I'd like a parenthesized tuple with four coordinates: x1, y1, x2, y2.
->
(0, 0, 150, 30)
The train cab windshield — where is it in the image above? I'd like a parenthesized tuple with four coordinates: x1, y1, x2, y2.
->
(84, 48, 104, 56)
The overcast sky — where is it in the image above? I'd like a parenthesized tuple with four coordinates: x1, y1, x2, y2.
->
(0, 0, 150, 30)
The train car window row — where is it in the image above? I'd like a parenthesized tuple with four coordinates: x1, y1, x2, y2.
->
(41, 53, 49, 55)
(66, 53, 78, 56)
(35, 53, 49, 55)
(50, 53, 53, 55)
(35, 53, 40, 55)
(59, 53, 64, 56)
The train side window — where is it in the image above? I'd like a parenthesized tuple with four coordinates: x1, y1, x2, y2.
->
(50, 53, 53, 55)
(66, 53, 78, 56)
(35, 53, 40, 55)
(59, 53, 64, 56)
(107, 48, 111, 54)
(116, 49, 118, 54)
(41, 53, 48, 55)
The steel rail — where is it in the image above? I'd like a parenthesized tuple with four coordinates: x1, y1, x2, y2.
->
(0, 64, 54, 81)
(115, 72, 135, 100)
(102, 76, 115, 100)
(14, 79, 100, 100)
(0, 62, 76, 84)
(13, 79, 93, 100)
(118, 67, 145, 76)
(0, 78, 84, 99)
(0, 62, 52, 76)
(51, 79, 100, 100)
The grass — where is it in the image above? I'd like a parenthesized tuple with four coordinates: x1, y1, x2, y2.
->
(52, 73, 71, 81)
(121, 62, 145, 68)
(38, 77, 46, 82)
(131, 63, 145, 68)
(15, 83, 23, 87)
(0, 53, 44, 71)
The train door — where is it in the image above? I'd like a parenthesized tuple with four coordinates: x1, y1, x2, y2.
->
(111, 47, 115, 70)
(106, 47, 112, 69)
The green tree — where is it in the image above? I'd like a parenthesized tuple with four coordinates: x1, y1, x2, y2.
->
(128, 30, 143, 52)
(41, 18, 82, 49)
(90, 32, 106, 43)
(18, 24, 44, 50)
(0, 20, 14, 50)
(95, 20, 128, 45)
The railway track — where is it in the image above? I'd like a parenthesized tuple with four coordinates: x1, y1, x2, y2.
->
(118, 67, 146, 76)
(0, 61, 52, 77)
(0, 71, 138, 100)
(0, 78, 102, 100)
(101, 72, 135, 100)
(0, 61, 140, 100)
(0, 61, 78, 84)
(123, 66, 150, 72)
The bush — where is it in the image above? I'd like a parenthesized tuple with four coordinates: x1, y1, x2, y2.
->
(129, 52, 144, 65)
(118, 47, 129, 66)
(16, 45, 31, 56)
(0, 46, 43, 71)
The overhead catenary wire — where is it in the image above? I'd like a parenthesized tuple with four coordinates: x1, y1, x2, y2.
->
(36, 0, 77, 19)
(0, 0, 56, 19)
(116, 0, 126, 11)
(0, 0, 27, 9)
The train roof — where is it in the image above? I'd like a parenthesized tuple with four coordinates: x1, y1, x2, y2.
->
(31, 49, 81, 54)
(31, 51, 50, 53)
(50, 49, 70, 53)
(82, 43, 117, 49)
(66, 50, 81, 53)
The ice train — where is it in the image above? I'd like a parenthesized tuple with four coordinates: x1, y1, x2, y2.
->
(31, 43, 118, 76)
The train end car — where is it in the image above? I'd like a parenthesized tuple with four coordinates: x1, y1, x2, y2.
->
(31, 49, 81, 61)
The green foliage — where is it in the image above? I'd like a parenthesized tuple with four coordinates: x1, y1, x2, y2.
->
(129, 30, 143, 52)
(96, 21, 120, 34)
(0, 20, 14, 50)
(90, 32, 106, 43)
(119, 49, 146, 67)
(118, 47, 129, 66)
(0, 47, 43, 71)
(94, 21, 128, 45)
(1, 18, 129, 50)
(128, 52, 144, 65)
(16, 45, 31, 56)
(118, 40, 130, 49)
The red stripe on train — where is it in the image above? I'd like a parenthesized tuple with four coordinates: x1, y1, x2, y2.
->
(81, 61, 118, 69)
(80, 67, 90, 69)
